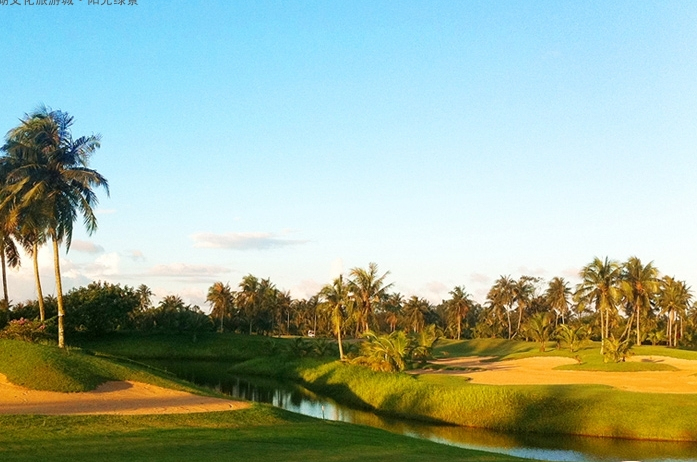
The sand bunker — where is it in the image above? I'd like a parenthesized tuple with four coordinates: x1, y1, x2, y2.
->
(0, 374, 250, 415)
(423, 355, 697, 393)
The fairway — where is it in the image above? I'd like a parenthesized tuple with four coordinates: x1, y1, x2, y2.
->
(421, 354, 697, 393)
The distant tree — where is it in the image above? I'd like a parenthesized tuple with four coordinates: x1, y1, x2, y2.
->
(575, 257, 621, 355)
(487, 276, 516, 339)
(620, 257, 658, 345)
(349, 262, 393, 335)
(206, 281, 233, 333)
(319, 275, 351, 359)
(63, 282, 139, 336)
(446, 286, 474, 340)
(545, 277, 572, 325)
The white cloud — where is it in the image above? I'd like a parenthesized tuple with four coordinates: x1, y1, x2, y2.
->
(148, 263, 231, 278)
(71, 240, 104, 254)
(84, 252, 120, 278)
(290, 279, 323, 300)
(469, 272, 491, 285)
(124, 249, 146, 262)
(191, 232, 308, 250)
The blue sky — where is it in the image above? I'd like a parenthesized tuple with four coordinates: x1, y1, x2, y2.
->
(2, 1, 697, 307)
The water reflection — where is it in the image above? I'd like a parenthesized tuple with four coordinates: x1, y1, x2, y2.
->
(147, 360, 697, 462)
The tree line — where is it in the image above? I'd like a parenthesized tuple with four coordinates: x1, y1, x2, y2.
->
(1, 107, 695, 357)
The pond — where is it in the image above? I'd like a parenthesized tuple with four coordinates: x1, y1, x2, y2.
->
(146, 360, 697, 462)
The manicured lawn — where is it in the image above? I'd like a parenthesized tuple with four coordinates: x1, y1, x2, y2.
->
(0, 408, 538, 462)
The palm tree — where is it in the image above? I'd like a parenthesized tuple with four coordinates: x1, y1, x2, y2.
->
(620, 257, 658, 345)
(513, 276, 538, 338)
(658, 276, 692, 347)
(575, 257, 621, 355)
(207, 281, 233, 333)
(487, 276, 516, 339)
(348, 262, 393, 335)
(319, 275, 351, 359)
(383, 292, 404, 332)
(525, 312, 554, 352)
(402, 296, 430, 333)
(2, 107, 109, 348)
(447, 286, 473, 340)
(136, 284, 154, 312)
(545, 277, 572, 326)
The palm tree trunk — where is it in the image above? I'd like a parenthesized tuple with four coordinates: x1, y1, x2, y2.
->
(506, 308, 512, 339)
(52, 237, 65, 349)
(1, 250, 8, 306)
(599, 303, 605, 355)
(33, 242, 45, 322)
(636, 303, 641, 345)
(457, 314, 461, 340)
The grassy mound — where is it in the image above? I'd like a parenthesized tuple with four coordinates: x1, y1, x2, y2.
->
(230, 354, 697, 441)
(0, 339, 208, 393)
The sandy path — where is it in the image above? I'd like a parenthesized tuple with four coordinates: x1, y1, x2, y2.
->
(0, 374, 250, 415)
(422, 356, 697, 393)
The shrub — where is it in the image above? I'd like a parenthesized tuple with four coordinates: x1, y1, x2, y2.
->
(0, 318, 50, 343)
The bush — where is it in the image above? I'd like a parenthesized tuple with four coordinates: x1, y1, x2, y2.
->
(0, 318, 50, 343)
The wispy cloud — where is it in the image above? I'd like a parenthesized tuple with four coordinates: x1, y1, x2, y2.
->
(71, 240, 104, 254)
(469, 272, 491, 285)
(124, 249, 146, 262)
(191, 232, 308, 250)
(148, 263, 231, 278)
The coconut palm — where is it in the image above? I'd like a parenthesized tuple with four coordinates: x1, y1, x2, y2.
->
(525, 312, 554, 352)
(658, 276, 692, 347)
(513, 276, 538, 337)
(575, 257, 621, 354)
(545, 277, 572, 325)
(447, 286, 473, 340)
(348, 262, 393, 335)
(487, 275, 516, 339)
(207, 281, 233, 333)
(2, 107, 109, 347)
(319, 275, 351, 359)
(620, 257, 658, 345)
(402, 296, 430, 333)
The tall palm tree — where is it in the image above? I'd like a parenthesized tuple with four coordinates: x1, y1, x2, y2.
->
(620, 257, 658, 346)
(402, 296, 430, 333)
(2, 107, 109, 348)
(319, 275, 351, 359)
(487, 276, 516, 339)
(545, 277, 572, 325)
(207, 281, 233, 333)
(136, 284, 154, 312)
(658, 276, 692, 347)
(575, 257, 621, 354)
(447, 286, 473, 340)
(513, 276, 537, 338)
(348, 262, 393, 335)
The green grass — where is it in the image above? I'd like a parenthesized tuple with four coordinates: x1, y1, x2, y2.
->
(0, 405, 538, 461)
(0, 339, 212, 394)
(436, 338, 697, 372)
(229, 353, 697, 441)
(71, 333, 697, 441)
(75, 331, 286, 361)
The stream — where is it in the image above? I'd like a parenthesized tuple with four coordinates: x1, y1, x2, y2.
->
(146, 360, 697, 462)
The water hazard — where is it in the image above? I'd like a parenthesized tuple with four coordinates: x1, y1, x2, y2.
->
(147, 360, 697, 462)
